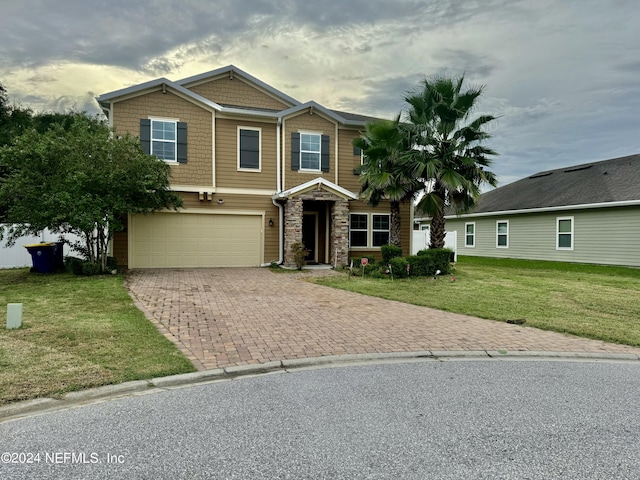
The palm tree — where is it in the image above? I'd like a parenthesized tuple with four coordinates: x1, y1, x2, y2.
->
(354, 115, 422, 247)
(404, 75, 498, 249)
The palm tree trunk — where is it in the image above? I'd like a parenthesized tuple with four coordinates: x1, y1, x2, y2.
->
(429, 211, 446, 249)
(389, 200, 402, 247)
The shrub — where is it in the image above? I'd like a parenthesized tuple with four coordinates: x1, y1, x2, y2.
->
(380, 244, 402, 264)
(349, 257, 378, 276)
(387, 257, 409, 278)
(65, 256, 84, 275)
(81, 261, 101, 276)
(290, 242, 309, 270)
(407, 249, 452, 276)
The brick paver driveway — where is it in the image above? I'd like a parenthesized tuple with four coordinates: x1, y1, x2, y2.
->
(126, 268, 640, 370)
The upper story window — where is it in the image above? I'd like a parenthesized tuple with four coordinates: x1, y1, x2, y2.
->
(238, 127, 261, 171)
(291, 132, 330, 172)
(300, 133, 321, 171)
(140, 118, 187, 164)
(151, 120, 177, 162)
(496, 220, 509, 248)
(557, 216, 574, 250)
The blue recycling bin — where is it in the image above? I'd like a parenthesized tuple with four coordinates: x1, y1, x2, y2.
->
(24, 242, 65, 273)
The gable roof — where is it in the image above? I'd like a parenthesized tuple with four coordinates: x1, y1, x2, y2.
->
(96, 65, 379, 127)
(273, 177, 358, 200)
(462, 154, 640, 217)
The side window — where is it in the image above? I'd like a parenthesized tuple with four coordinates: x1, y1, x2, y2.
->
(238, 127, 261, 171)
(465, 222, 475, 247)
(496, 221, 509, 248)
(349, 214, 368, 247)
(140, 118, 187, 163)
(557, 217, 574, 250)
(372, 214, 390, 247)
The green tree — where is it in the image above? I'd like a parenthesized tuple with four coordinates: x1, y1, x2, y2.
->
(404, 75, 497, 248)
(353, 116, 423, 247)
(0, 114, 183, 270)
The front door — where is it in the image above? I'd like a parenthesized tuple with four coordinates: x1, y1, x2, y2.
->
(302, 213, 317, 263)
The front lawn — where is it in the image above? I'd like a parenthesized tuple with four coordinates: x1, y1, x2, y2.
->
(314, 256, 640, 347)
(0, 269, 195, 405)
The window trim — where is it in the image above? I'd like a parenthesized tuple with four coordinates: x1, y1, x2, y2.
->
(372, 214, 391, 247)
(556, 216, 574, 250)
(496, 220, 509, 248)
(237, 126, 262, 172)
(299, 131, 322, 172)
(149, 117, 179, 164)
(349, 213, 391, 249)
(465, 222, 476, 248)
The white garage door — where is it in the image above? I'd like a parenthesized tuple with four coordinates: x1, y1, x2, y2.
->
(130, 213, 262, 268)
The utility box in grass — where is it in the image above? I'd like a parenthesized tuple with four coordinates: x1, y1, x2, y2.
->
(24, 242, 65, 273)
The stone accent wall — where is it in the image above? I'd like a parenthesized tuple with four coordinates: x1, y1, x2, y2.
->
(331, 199, 350, 267)
(283, 189, 351, 268)
(283, 197, 303, 267)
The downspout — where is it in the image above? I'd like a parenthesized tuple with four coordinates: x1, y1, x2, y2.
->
(270, 117, 284, 265)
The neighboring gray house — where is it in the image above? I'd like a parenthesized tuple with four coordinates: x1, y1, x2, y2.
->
(445, 154, 640, 267)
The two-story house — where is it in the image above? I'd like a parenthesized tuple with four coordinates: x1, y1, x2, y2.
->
(97, 65, 412, 269)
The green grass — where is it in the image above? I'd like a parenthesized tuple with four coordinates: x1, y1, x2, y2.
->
(0, 269, 195, 405)
(313, 256, 640, 347)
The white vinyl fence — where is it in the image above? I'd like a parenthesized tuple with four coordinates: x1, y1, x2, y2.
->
(1, 225, 83, 268)
(412, 227, 457, 261)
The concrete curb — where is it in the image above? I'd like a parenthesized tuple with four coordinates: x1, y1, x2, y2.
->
(2, 350, 639, 423)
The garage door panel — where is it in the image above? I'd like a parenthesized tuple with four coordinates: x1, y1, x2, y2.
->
(130, 213, 262, 268)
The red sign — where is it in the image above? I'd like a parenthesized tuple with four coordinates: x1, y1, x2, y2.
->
(361, 258, 369, 266)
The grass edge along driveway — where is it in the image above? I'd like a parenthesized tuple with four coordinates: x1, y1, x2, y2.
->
(313, 256, 640, 348)
(0, 270, 195, 406)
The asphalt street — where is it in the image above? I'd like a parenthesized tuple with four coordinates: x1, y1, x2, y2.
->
(1, 359, 638, 479)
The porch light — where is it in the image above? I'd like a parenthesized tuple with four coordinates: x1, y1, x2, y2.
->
(268, 218, 274, 227)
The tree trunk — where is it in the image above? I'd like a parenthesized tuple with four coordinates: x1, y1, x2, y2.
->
(389, 200, 402, 247)
(429, 211, 446, 249)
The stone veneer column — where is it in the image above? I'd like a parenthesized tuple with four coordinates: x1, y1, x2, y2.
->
(331, 199, 350, 267)
(283, 197, 303, 267)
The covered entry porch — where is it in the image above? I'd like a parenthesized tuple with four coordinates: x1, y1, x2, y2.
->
(273, 178, 358, 268)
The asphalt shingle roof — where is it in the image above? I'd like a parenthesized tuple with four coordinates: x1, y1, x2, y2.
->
(474, 154, 640, 214)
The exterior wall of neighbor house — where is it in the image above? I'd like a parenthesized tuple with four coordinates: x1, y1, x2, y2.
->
(214, 117, 278, 190)
(112, 90, 214, 188)
(188, 77, 290, 110)
(283, 112, 336, 190)
(447, 206, 640, 267)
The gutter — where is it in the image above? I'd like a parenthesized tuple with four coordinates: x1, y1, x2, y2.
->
(270, 117, 284, 265)
(445, 199, 640, 220)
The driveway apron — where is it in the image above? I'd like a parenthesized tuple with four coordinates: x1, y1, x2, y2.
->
(126, 268, 640, 370)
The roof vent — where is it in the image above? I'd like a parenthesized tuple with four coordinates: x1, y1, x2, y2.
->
(529, 172, 553, 179)
(563, 165, 592, 173)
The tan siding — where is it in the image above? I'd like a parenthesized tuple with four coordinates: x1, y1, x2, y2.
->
(347, 200, 411, 259)
(448, 206, 640, 267)
(180, 192, 280, 264)
(189, 77, 290, 110)
(337, 128, 363, 193)
(214, 119, 278, 189)
(283, 113, 336, 189)
(113, 91, 213, 187)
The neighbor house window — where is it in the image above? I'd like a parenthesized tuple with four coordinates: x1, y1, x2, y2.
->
(238, 127, 261, 171)
(300, 133, 321, 170)
(372, 214, 390, 247)
(349, 214, 368, 247)
(465, 222, 475, 247)
(496, 221, 509, 248)
(151, 119, 177, 162)
(557, 217, 574, 250)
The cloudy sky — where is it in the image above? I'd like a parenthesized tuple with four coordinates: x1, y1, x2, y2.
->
(2, 0, 639, 186)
